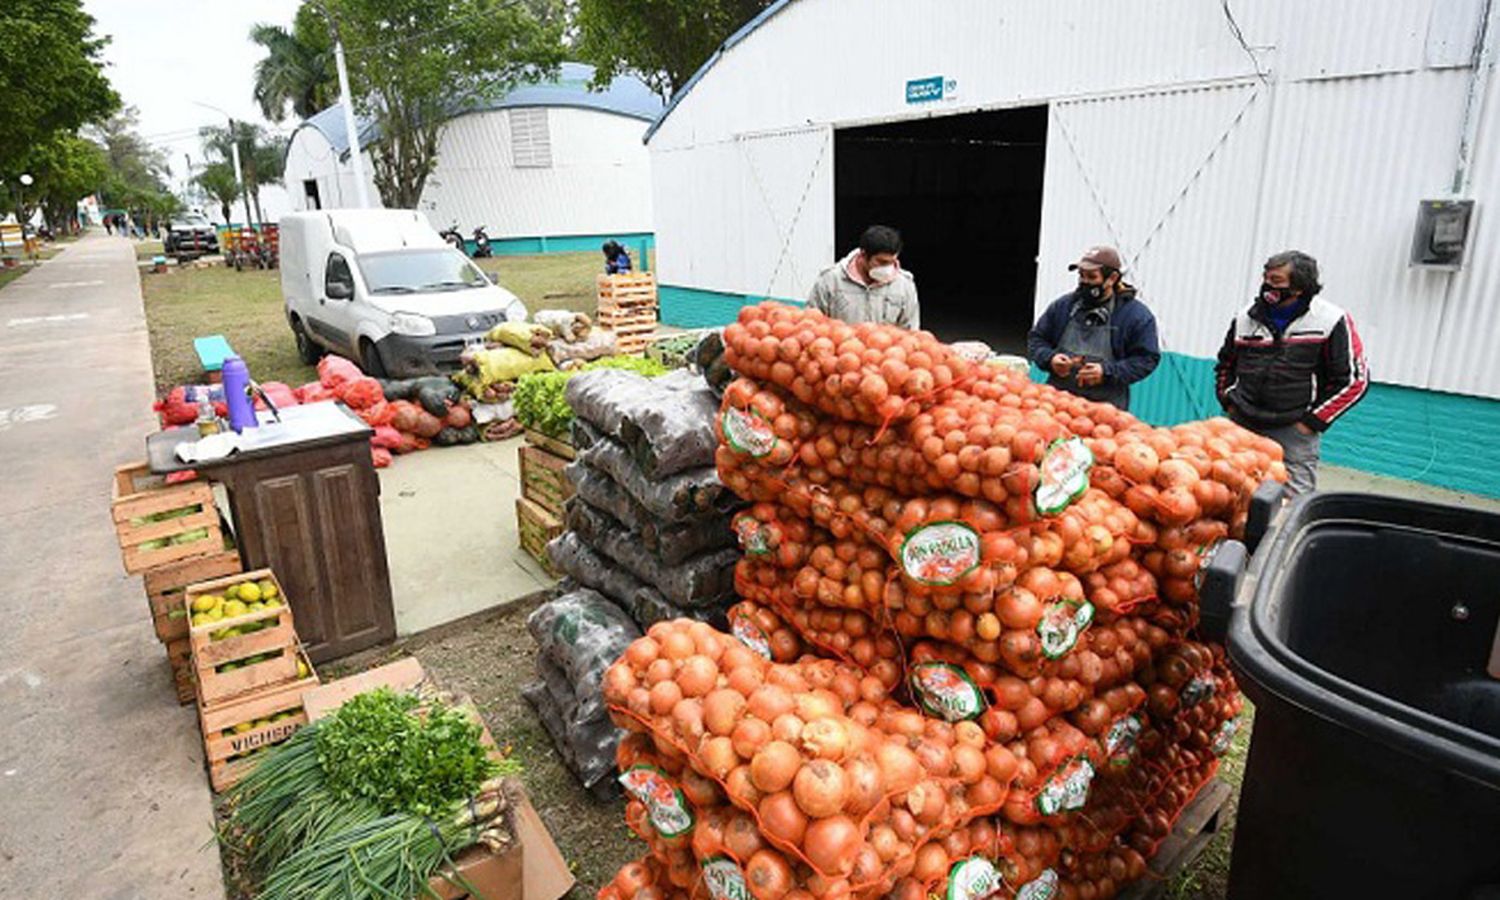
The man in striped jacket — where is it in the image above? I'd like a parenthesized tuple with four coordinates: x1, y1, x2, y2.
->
(1214, 251, 1369, 495)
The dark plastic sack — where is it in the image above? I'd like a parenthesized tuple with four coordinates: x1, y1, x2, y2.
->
(379, 378, 419, 402)
(574, 421, 734, 523)
(416, 380, 459, 417)
(522, 672, 622, 797)
(565, 462, 737, 565)
(547, 532, 667, 615)
(625, 591, 732, 631)
(564, 500, 739, 608)
(693, 330, 733, 396)
(565, 369, 721, 479)
(432, 424, 480, 446)
(527, 588, 641, 718)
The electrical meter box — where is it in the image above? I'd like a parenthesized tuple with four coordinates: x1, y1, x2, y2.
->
(1410, 198, 1475, 269)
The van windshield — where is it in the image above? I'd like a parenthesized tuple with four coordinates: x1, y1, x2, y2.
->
(358, 249, 489, 295)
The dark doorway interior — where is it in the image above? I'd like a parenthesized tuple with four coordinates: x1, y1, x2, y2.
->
(304, 178, 322, 211)
(834, 106, 1047, 354)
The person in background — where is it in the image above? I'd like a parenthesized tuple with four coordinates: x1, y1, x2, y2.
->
(806, 224, 919, 328)
(1027, 245, 1160, 410)
(602, 240, 632, 274)
(1214, 250, 1369, 495)
(103, 215, 114, 236)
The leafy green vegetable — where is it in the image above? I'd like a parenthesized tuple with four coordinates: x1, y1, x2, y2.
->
(315, 688, 506, 818)
(513, 354, 668, 437)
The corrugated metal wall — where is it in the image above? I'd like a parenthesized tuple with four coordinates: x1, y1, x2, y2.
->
(649, 0, 1500, 398)
(418, 107, 653, 239)
(283, 129, 384, 212)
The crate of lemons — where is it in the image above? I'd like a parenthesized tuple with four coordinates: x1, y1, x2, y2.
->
(188, 576, 307, 676)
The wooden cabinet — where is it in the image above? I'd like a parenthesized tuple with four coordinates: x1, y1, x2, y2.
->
(149, 403, 396, 663)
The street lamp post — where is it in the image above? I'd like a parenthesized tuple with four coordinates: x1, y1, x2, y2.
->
(193, 101, 254, 227)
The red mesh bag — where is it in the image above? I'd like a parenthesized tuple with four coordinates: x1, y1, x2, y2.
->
(336, 376, 384, 410)
(317, 355, 363, 388)
(371, 425, 403, 450)
(296, 381, 335, 403)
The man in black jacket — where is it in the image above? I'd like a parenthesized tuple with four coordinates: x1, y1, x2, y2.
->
(1028, 245, 1160, 411)
(1215, 251, 1369, 495)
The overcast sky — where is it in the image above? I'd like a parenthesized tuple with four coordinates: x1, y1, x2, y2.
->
(85, 0, 305, 208)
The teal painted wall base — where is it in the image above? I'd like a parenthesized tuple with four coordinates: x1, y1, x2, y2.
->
(462, 231, 654, 258)
(657, 285, 1500, 498)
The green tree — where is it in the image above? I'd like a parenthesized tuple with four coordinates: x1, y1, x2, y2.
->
(90, 108, 177, 231)
(199, 123, 286, 224)
(196, 161, 241, 222)
(318, 0, 565, 207)
(250, 5, 337, 122)
(572, 0, 774, 99)
(0, 0, 120, 175)
(19, 132, 110, 231)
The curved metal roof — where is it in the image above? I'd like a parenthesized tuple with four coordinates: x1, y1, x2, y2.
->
(642, 0, 798, 143)
(292, 62, 664, 158)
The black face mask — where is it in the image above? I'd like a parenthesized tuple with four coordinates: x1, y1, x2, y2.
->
(1076, 281, 1108, 307)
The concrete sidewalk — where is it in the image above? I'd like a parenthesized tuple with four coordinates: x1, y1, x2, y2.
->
(0, 235, 224, 896)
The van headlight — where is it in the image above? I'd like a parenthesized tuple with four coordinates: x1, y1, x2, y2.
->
(390, 312, 436, 337)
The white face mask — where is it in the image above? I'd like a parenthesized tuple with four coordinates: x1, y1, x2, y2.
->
(869, 264, 897, 284)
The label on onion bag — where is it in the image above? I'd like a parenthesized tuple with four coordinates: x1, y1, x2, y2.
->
(1035, 756, 1095, 817)
(618, 765, 694, 838)
(899, 521, 981, 586)
(945, 856, 1005, 900)
(1193, 539, 1224, 591)
(1181, 673, 1217, 708)
(1036, 598, 1095, 659)
(702, 856, 751, 900)
(1015, 869, 1060, 900)
(721, 407, 777, 458)
(731, 515, 773, 556)
(1104, 714, 1143, 768)
(729, 611, 772, 659)
(910, 662, 986, 721)
(1212, 718, 1239, 757)
(1034, 437, 1093, 516)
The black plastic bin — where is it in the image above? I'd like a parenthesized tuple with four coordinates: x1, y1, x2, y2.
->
(1222, 492, 1500, 899)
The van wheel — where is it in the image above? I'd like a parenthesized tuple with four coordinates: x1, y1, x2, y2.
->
(292, 318, 324, 365)
(360, 339, 389, 378)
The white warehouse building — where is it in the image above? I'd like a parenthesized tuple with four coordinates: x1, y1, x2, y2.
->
(647, 0, 1500, 497)
(283, 63, 663, 255)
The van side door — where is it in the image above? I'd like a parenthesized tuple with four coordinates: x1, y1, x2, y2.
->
(306, 250, 358, 354)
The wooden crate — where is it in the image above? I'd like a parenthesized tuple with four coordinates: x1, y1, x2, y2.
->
(519, 445, 573, 517)
(516, 496, 563, 579)
(166, 638, 194, 705)
(111, 463, 223, 574)
(524, 428, 576, 460)
(596, 272, 658, 312)
(143, 549, 243, 643)
(186, 568, 300, 707)
(197, 651, 318, 792)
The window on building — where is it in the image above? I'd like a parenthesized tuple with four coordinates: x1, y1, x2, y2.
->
(509, 108, 552, 168)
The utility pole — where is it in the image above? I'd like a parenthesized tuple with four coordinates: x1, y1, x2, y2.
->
(194, 101, 255, 226)
(329, 15, 371, 208)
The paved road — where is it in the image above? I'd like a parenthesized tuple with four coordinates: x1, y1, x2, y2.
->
(0, 236, 224, 897)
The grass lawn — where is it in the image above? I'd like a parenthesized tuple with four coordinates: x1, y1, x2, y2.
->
(135, 239, 165, 261)
(140, 265, 315, 392)
(0, 264, 37, 290)
(476, 250, 652, 316)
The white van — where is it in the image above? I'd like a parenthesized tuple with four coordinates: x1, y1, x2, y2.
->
(280, 209, 527, 377)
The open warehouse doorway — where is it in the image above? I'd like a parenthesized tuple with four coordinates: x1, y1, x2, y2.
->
(834, 106, 1047, 354)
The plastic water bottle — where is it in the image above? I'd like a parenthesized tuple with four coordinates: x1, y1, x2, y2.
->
(221, 355, 258, 433)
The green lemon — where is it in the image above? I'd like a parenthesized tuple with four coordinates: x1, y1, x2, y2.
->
(237, 582, 262, 603)
(257, 579, 278, 599)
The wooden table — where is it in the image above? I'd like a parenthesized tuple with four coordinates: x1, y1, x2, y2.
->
(148, 402, 395, 663)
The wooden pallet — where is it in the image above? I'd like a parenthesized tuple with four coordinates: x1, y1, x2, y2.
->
(1119, 779, 1233, 899)
(186, 568, 300, 707)
(111, 463, 224, 574)
(516, 496, 563, 579)
(519, 445, 574, 518)
(197, 657, 318, 792)
(143, 549, 243, 643)
(524, 428, 576, 460)
(596, 273, 658, 311)
(613, 333, 657, 355)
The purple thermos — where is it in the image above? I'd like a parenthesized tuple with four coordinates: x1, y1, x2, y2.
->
(221, 355, 259, 433)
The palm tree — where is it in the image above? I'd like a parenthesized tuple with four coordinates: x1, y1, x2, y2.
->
(249, 10, 335, 123)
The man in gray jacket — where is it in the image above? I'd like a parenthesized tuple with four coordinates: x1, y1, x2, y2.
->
(806, 225, 920, 328)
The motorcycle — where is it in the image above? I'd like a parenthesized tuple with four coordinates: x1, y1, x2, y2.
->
(471, 225, 492, 258)
(438, 222, 466, 253)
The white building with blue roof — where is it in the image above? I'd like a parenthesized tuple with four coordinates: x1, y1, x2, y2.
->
(282, 63, 664, 256)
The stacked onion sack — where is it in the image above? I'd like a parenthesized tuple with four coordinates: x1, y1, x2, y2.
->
(545, 367, 744, 630)
(597, 303, 1282, 900)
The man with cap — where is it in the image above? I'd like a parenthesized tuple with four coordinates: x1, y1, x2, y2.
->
(1027, 245, 1161, 410)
